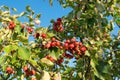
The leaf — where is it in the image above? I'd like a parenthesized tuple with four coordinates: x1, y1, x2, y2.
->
(41, 71, 50, 80)
(85, 50, 90, 56)
(12, 8, 17, 12)
(31, 10, 34, 15)
(29, 59, 38, 67)
(40, 58, 54, 66)
(4, 45, 18, 54)
(49, 48, 61, 60)
(18, 47, 30, 60)
(17, 35, 28, 43)
(90, 59, 108, 80)
(63, 67, 73, 74)
(20, 12, 27, 16)
(53, 72, 61, 80)
(36, 14, 41, 19)
(26, 5, 32, 12)
(15, 25, 21, 33)
(2, 5, 9, 10)
(47, 32, 55, 38)
(12, 32, 18, 40)
(49, 0, 53, 6)
(0, 56, 6, 64)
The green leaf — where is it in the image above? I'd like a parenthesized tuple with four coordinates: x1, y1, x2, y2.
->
(17, 35, 28, 43)
(4, 45, 18, 54)
(20, 12, 27, 16)
(0, 56, 6, 64)
(11, 56, 17, 64)
(63, 67, 73, 74)
(49, 0, 53, 6)
(40, 58, 54, 67)
(90, 59, 105, 80)
(12, 32, 18, 40)
(36, 14, 41, 19)
(18, 47, 30, 60)
(26, 5, 32, 12)
(29, 59, 38, 67)
(47, 32, 55, 38)
(12, 8, 17, 12)
(2, 5, 9, 10)
(49, 48, 61, 60)
(15, 25, 21, 33)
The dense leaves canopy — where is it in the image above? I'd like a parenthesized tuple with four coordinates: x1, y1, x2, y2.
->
(0, 0, 120, 80)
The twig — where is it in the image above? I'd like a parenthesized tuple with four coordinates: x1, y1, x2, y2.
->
(85, 57, 91, 79)
(27, 61, 42, 74)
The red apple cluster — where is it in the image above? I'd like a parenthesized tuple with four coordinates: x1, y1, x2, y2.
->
(63, 38, 87, 56)
(26, 27, 33, 34)
(23, 66, 36, 76)
(56, 57, 64, 65)
(43, 37, 87, 65)
(6, 67, 15, 74)
(33, 32, 47, 39)
(44, 37, 62, 49)
(20, 24, 33, 34)
(8, 21, 16, 30)
(53, 18, 64, 32)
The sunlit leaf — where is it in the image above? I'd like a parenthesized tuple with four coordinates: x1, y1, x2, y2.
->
(12, 8, 17, 12)
(18, 46, 30, 60)
(4, 45, 18, 54)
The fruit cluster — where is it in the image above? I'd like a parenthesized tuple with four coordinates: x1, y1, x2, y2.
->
(21, 24, 33, 34)
(6, 66, 15, 74)
(8, 21, 16, 30)
(33, 32, 47, 39)
(63, 38, 87, 56)
(44, 37, 61, 49)
(53, 18, 64, 32)
(43, 37, 87, 65)
(23, 66, 36, 76)
(26, 27, 33, 34)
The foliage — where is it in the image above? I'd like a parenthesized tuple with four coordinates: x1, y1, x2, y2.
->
(0, 0, 120, 80)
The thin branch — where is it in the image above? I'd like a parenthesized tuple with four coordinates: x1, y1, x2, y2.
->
(27, 61, 42, 74)
(85, 57, 91, 78)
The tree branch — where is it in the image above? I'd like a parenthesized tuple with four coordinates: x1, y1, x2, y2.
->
(27, 61, 42, 74)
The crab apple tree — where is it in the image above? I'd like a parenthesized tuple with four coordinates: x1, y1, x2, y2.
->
(0, 0, 120, 80)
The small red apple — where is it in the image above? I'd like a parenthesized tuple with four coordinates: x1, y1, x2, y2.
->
(30, 70, 36, 75)
(69, 44, 75, 49)
(80, 46, 87, 52)
(41, 33, 46, 38)
(23, 66, 28, 72)
(71, 38, 76, 43)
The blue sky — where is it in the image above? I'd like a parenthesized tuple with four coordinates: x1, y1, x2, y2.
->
(0, 0, 119, 35)
(0, 0, 72, 27)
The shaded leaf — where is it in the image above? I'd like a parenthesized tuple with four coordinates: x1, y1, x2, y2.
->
(49, 0, 53, 6)
(26, 5, 32, 12)
(36, 14, 41, 19)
